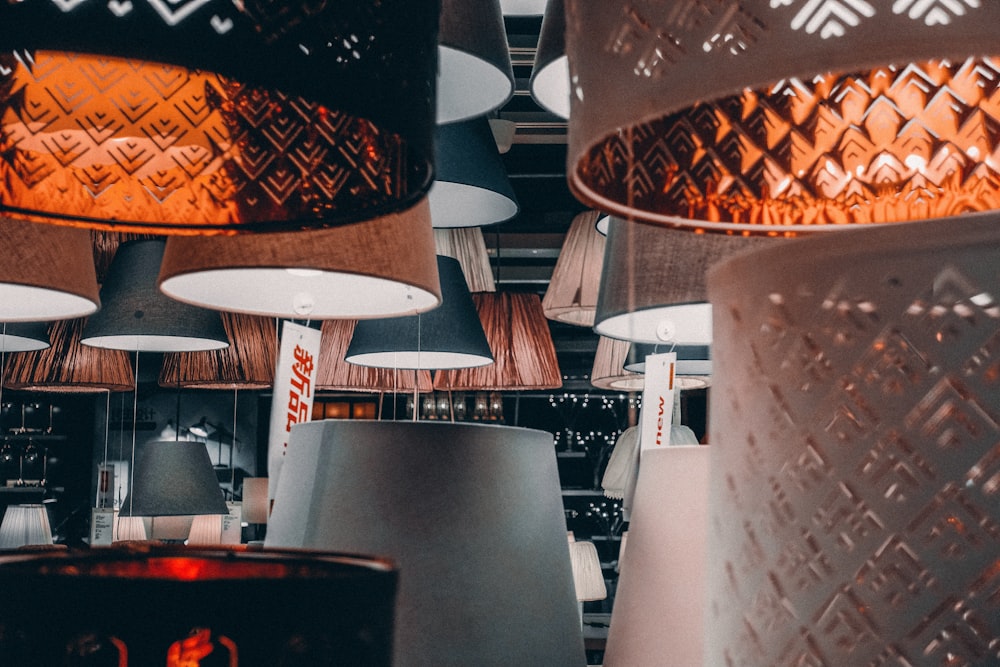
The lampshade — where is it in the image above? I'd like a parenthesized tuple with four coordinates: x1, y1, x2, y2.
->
(438, 0, 515, 123)
(0, 504, 53, 549)
(346, 256, 494, 370)
(603, 446, 709, 667)
(434, 228, 497, 293)
(119, 440, 228, 517)
(543, 209, 605, 325)
(317, 319, 433, 393)
(266, 420, 586, 667)
(0, 323, 49, 353)
(568, 540, 607, 602)
(158, 199, 441, 319)
(565, 2, 1000, 232)
(590, 336, 644, 392)
(159, 313, 277, 390)
(0, 219, 99, 321)
(594, 217, 769, 344)
(435, 292, 563, 390)
(241, 478, 270, 525)
(3, 319, 134, 393)
(111, 515, 148, 543)
(705, 213, 1000, 666)
(624, 343, 712, 377)
(186, 514, 224, 546)
(147, 515, 193, 542)
(82, 240, 228, 353)
(529, 0, 569, 119)
(500, 0, 546, 14)
(0, 1, 438, 234)
(430, 118, 519, 228)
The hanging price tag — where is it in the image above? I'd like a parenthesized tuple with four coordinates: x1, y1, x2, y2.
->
(639, 351, 676, 452)
(90, 507, 115, 546)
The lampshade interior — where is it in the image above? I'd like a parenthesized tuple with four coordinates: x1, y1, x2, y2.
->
(530, 55, 570, 119)
(437, 45, 514, 124)
(428, 180, 519, 228)
(0, 286, 97, 323)
(0, 322, 50, 352)
(595, 302, 712, 346)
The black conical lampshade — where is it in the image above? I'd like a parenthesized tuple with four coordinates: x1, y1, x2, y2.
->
(119, 440, 228, 517)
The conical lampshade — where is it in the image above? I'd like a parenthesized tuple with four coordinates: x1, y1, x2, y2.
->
(590, 336, 643, 392)
(119, 440, 228, 517)
(591, 337, 712, 392)
(542, 210, 605, 326)
(625, 343, 712, 377)
(317, 319, 433, 393)
(0, 323, 49, 353)
(159, 313, 277, 390)
(529, 0, 569, 119)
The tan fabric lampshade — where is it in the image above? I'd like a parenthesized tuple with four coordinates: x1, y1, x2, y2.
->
(590, 336, 644, 392)
(316, 319, 432, 393)
(434, 228, 497, 293)
(543, 210, 605, 326)
(159, 313, 277, 390)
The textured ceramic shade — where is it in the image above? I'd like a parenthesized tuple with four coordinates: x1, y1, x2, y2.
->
(543, 210, 605, 326)
(434, 228, 497, 293)
(566, 2, 1000, 232)
(0, 219, 99, 321)
(119, 440, 228, 517)
(159, 199, 441, 319)
(529, 0, 569, 119)
(0, 504, 53, 549)
(317, 319, 433, 393)
(0, 323, 49, 353)
(159, 313, 277, 390)
(0, 1, 438, 234)
(265, 421, 586, 667)
(429, 118, 519, 228)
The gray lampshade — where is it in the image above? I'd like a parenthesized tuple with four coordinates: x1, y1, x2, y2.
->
(266, 420, 586, 667)
(119, 440, 228, 517)
(430, 118, 519, 228)
(624, 343, 712, 377)
(0, 322, 49, 353)
(346, 256, 494, 369)
(529, 0, 569, 119)
(82, 240, 228, 353)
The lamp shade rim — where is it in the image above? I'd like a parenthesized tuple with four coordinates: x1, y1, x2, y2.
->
(437, 45, 515, 124)
(594, 302, 713, 345)
(345, 350, 494, 370)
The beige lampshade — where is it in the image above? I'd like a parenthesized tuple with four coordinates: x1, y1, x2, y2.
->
(316, 319, 433, 393)
(112, 515, 148, 543)
(434, 292, 563, 391)
(241, 478, 270, 525)
(434, 228, 497, 293)
(0, 504, 53, 549)
(158, 199, 441, 319)
(186, 514, 224, 545)
(569, 540, 607, 602)
(566, 2, 1000, 232)
(543, 210, 606, 326)
(590, 336, 644, 391)
(159, 313, 277, 390)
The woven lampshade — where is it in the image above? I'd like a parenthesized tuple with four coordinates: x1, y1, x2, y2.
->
(569, 540, 607, 602)
(566, 2, 1000, 232)
(119, 440, 228, 517)
(529, 0, 569, 119)
(430, 118, 519, 228)
(159, 313, 277, 390)
(438, 0, 514, 123)
(0, 323, 49, 353)
(0, 1, 438, 233)
(434, 292, 562, 390)
(3, 319, 134, 393)
(0, 505, 53, 549)
(434, 228, 497, 293)
(158, 199, 441, 319)
(594, 217, 769, 344)
(542, 210, 605, 326)
(0, 218, 99, 321)
(317, 319, 433, 393)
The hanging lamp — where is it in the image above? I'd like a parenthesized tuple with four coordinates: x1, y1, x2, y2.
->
(434, 228, 497, 293)
(500, 0, 547, 15)
(159, 313, 277, 390)
(0, 323, 49, 353)
(119, 440, 228, 518)
(0, 0, 439, 234)
(625, 343, 712, 378)
(529, 0, 569, 119)
(317, 319, 433, 394)
(590, 336, 710, 392)
(542, 209, 605, 326)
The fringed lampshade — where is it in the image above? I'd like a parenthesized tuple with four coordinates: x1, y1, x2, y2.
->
(0, 323, 49, 353)
(434, 228, 497, 293)
(529, 0, 569, 119)
(159, 313, 277, 390)
(4, 319, 134, 393)
(565, 1, 1000, 232)
(0, 1, 439, 233)
(434, 292, 563, 390)
(0, 504, 53, 549)
(542, 210, 606, 326)
(158, 199, 441, 319)
(119, 440, 228, 518)
(316, 319, 433, 393)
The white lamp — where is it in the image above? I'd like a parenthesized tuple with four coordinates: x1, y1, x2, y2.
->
(0, 504, 53, 549)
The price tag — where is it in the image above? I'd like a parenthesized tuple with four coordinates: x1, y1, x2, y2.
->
(90, 507, 115, 546)
(222, 502, 243, 545)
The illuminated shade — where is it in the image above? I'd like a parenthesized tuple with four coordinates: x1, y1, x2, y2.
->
(82, 240, 228, 353)
(435, 292, 562, 390)
(705, 214, 1000, 666)
(0, 1, 438, 234)
(569, 540, 606, 602)
(624, 343, 712, 377)
(566, 2, 1000, 232)
(0, 323, 49, 353)
(594, 217, 768, 344)
(317, 319, 433, 393)
(543, 210, 605, 326)
(0, 219, 99, 321)
(434, 228, 497, 293)
(4, 319, 134, 393)
(429, 118, 519, 228)
(529, 0, 569, 119)
(119, 441, 228, 517)
(500, 0, 546, 14)
(266, 421, 586, 667)
(603, 446, 709, 667)
(159, 313, 277, 390)
(158, 199, 441, 319)
(148, 515, 193, 542)
(0, 546, 396, 666)
(346, 256, 494, 370)
(438, 0, 514, 123)
(241, 478, 270, 525)
(0, 504, 53, 549)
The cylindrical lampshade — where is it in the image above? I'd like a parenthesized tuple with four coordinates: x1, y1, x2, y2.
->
(438, 0, 514, 123)
(434, 228, 497, 293)
(604, 446, 709, 667)
(543, 210, 605, 326)
(346, 256, 494, 370)
(594, 217, 768, 344)
(0, 323, 49, 353)
(119, 440, 228, 517)
(186, 514, 224, 545)
(317, 319, 433, 393)
(159, 313, 277, 390)
(3, 319, 134, 393)
(158, 199, 441, 319)
(529, 0, 569, 119)
(434, 292, 563, 390)
(0, 219, 99, 321)
(0, 2, 438, 233)
(705, 213, 1000, 666)
(0, 504, 53, 549)
(430, 118, 519, 228)
(569, 540, 607, 602)
(241, 478, 270, 525)
(266, 420, 586, 667)
(566, 2, 1000, 232)
(82, 240, 228, 353)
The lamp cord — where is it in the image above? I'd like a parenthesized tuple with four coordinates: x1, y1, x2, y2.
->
(127, 351, 139, 519)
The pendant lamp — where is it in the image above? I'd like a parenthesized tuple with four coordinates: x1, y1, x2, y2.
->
(317, 319, 433, 394)
(0, 1, 438, 234)
(500, 0, 547, 15)
(590, 336, 710, 392)
(346, 256, 494, 370)
(158, 199, 441, 319)
(529, 0, 569, 119)
(624, 343, 712, 378)
(119, 440, 228, 518)
(0, 504, 53, 550)
(434, 228, 497, 293)
(566, 2, 1000, 232)
(0, 323, 49, 353)
(590, 336, 644, 392)
(542, 209, 605, 326)
(159, 313, 277, 390)
(82, 240, 228, 353)
(0, 219, 99, 321)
